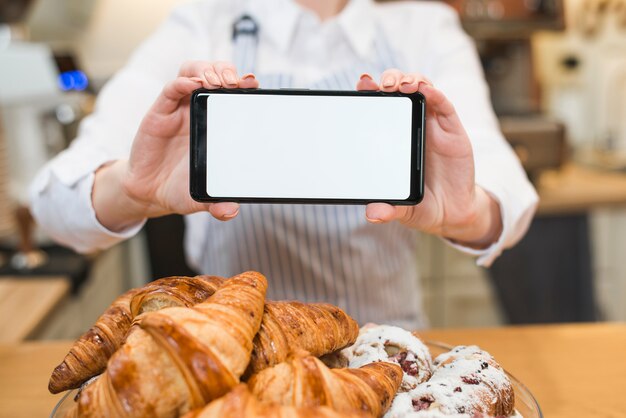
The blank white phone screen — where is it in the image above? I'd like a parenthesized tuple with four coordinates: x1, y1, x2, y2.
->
(206, 94, 413, 200)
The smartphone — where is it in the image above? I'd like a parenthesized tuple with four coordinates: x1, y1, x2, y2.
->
(190, 88, 425, 205)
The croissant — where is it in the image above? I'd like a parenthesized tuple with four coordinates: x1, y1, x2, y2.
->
(48, 287, 138, 394)
(51, 275, 358, 394)
(247, 352, 403, 417)
(48, 275, 225, 394)
(67, 271, 267, 418)
(129, 275, 225, 316)
(184, 384, 369, 418)
(245, 301, 359, 378)
(405, 345, 515, 417)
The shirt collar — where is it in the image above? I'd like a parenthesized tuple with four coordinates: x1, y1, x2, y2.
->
(241, 0, 301, 53)
(240, 0, 377, 59)
(336, 0, 377, 59)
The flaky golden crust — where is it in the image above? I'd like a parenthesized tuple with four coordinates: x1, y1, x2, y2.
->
(49, 275, 358, 395)
(48, 275, 225, 394)
(248, 353, 402, 417)
(245, 302, 359, 378)
(183, 384, 369, 418)
(69, 272, 267, 418)
(49, 288, 139, 394)
(129, 275, 225, 316)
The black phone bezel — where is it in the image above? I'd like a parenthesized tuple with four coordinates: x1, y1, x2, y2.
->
(190, 88, 425, 205)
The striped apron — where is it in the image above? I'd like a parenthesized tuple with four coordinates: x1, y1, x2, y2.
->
(185, 14, 426, 329)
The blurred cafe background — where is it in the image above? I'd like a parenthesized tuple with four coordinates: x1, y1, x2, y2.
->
(1, 0, 626, 343)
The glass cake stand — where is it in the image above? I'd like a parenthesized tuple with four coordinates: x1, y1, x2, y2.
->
(51, 341, 542, 418)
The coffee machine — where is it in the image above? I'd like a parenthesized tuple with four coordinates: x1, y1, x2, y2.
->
(0, 0, 84, 269)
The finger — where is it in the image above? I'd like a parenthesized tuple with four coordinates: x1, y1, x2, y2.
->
(203, 65, 223, 89)
(213, 61, 239, 88)
(399, 72, 433, 94)
(152, 76, 203, 115)
(179, 61, 218, 85)
(379, 68, 404, 92)
(365, 203, 400, 224)
(419, 83, 462, 132)
(208, 202, 240, 221)
(420, 83, 455, 116)
(366, 202, 421, 227)
(239, 73, 259, 89)
(177, 61, 224, 89)
(356, 73, 379, 91)
(178, 60, 212, 77)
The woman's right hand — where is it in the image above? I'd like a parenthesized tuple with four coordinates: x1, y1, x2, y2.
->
(92, 61, 258, 232)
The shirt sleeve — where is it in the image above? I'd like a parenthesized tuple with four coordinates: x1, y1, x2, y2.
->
(421, 6, 539, 267)
(29, 4, 208, 254)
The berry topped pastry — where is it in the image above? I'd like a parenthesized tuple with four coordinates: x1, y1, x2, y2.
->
(338, 325, 433, 392)
(386, 345, 515, 418)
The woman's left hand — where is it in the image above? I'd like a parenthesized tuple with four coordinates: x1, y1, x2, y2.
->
(357, 70, 502, 249)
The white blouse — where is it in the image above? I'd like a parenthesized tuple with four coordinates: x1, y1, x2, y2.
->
(30, 0, 538, 329)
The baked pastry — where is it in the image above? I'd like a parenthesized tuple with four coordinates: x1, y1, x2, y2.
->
(50, 276, 357, 394)
(48, 287, 139, 394)
(48, 275, 225, 394)
(183, 384, 369, 418)
(389, 412, 483, 418)
(246, 301, 359, 378)
(67, 271, 267, 418)
(52, 269, 518, 418)
(386, 346, 514, 418)
(129, 275, 225, 316)
(337, 325, 432, 392)
(248, 352, 403, 417)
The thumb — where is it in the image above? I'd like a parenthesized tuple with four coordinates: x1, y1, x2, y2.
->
(365, 203, 412, 224)
(186, 201, 240, 221)
(208, 202, 240, 221)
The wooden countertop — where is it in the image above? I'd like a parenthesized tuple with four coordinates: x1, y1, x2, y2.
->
(0, 277, 70, 343)
(537, 164, 626, 215)
(422, 323, 626, 417)
(1, 323, 624, 418)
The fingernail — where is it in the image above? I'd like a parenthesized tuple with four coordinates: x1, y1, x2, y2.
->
(366, 216, 383, 224)
(360, 73, 373, 81)
(224, 70, 237, 85)
(242, 73, 256, 81)
(223, 208, 239, 219)
(400, 76, 415, 86)
(205, 71, 220, 86)
(382, 77, 395, 88)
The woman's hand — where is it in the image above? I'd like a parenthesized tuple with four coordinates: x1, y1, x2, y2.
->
(92, 61, 258, 232)
(357, 70, 502, 249)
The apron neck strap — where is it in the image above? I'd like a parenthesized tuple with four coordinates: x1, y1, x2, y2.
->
(232, 14, 260, 75)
